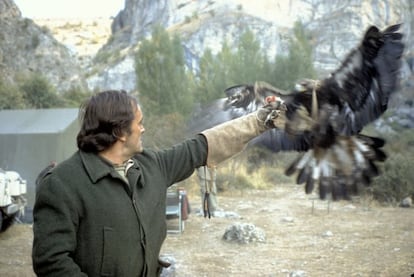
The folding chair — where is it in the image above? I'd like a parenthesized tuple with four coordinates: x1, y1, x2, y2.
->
(165, 190, 184, 233)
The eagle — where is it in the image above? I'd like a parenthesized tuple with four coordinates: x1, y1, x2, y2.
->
(222, 24, 405, 200)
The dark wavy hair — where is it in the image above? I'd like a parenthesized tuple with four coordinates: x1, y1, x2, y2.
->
(76, 90, 138, 153)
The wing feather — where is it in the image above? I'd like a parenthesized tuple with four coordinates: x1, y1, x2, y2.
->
(326, 24, 404, 135)
(187, 98, 235, 134)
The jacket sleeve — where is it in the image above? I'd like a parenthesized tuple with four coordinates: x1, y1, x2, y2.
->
(153, 134, 208, 186)
(201, 112, 268, 166)
(32, 175, 87, 277)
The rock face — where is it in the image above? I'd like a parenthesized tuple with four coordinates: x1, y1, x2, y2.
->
(0, 0, 20, 18)
(2, 0, 413, 94)
(0, 0, 85, 92)
(95, 0, 413, 93)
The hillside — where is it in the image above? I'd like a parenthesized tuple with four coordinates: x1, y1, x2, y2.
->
(33, 17, 112, 69)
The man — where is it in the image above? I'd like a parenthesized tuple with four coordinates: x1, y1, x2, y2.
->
(35, 161, 57, 193)
(32, 90, 282, 276)
(197, 165, 219, 217)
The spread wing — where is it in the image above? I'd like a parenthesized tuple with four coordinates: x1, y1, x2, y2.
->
(187, 96, 261, 136)
(187, 98, 234, 134)
(323, 24, 405, 135)
(223, 24, 405, 200)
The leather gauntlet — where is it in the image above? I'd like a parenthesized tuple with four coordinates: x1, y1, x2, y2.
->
(201, 112, 269, 166)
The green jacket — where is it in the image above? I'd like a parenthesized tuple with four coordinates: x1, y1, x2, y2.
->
(32, 135, 207, 277)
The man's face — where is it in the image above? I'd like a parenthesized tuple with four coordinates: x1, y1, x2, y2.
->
(123, 105, 145, 156)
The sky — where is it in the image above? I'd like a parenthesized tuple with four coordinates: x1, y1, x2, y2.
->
(14, 0, 125, 19)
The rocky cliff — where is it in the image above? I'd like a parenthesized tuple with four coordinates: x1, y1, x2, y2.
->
(91, 0, 413, 93)
(0, 0, 86, 91)
(2, 0, 413, 95)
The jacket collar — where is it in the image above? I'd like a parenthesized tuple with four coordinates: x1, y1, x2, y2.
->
(79, 150, 113, 183)
(79, 150, 144, 187)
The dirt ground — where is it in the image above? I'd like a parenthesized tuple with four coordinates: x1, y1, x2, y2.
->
(1, 184, 413, 277)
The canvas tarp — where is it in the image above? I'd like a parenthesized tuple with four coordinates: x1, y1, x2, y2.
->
(0, 108, 80, 209)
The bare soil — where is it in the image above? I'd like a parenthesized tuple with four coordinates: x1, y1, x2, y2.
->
(1, 184, 413, 277)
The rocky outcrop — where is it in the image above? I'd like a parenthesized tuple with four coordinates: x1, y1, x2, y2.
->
(94, 0, 413, 93)
(110, 0, 173, 49)
(0, 0, 20, 18)
(3, 0, 413, 95)
(0, 0, 86, 92)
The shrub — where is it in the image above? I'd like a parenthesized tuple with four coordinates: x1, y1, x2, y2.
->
(217, 172, 254, 192)
(368, 129, 414, 204)
(370, 152, 414, 205)
(19, 73, 64, 108)
(61, 86, 93, 107)
(0, 80, 26, 109)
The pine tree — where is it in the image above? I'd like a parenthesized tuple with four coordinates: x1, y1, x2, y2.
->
(135, 25, 193, 117)
(273, 21, 317, 90)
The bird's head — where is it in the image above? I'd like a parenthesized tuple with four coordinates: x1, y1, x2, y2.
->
(294, 79, 320, 93)
(225, 85, 255, 109)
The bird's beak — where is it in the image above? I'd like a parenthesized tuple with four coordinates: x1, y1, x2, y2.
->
(295, 83, 307, 92)
(228, 95, 240, 105)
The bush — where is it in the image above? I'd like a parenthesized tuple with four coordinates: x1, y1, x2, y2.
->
(19, 73, 64, 108)
(369, 129, 414, 204)
(370, 153, 414, 205)
(217, 172, 254, 192)
(0, 80, 26, 109)
(61, 86, 93, 107)
(214, 147, 296, 194)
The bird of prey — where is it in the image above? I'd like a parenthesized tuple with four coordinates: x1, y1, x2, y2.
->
(224, 24, 405, 200)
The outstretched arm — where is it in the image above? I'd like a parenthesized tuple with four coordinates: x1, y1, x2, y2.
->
(201, 98, 285, 166)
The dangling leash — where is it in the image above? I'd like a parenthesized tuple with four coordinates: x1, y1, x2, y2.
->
(203, 166, 211, 219)
(311, 80, 320, 121)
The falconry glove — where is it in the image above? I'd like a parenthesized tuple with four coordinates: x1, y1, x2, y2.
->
(201, 97, 285, 166)
(256, 96, 286, 129)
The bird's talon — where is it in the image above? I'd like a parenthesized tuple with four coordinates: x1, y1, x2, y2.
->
(264, 110, 281, 127)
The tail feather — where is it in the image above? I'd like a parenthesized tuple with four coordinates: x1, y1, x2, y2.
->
(360, 171, 372, 186)
(285, 151, 311, 176)
(319, 179, 329, 200)
(285, 135, 387, 200)
(366, 160, 380, 177)
(332, 180, 350, 201)
(373, 148, 387, 162)
(296, 166, 309, 185)
(285, 155, 301, 176)
(305, 175, 315, 194)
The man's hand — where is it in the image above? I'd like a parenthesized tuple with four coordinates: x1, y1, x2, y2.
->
(256, 96, 286, 129)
